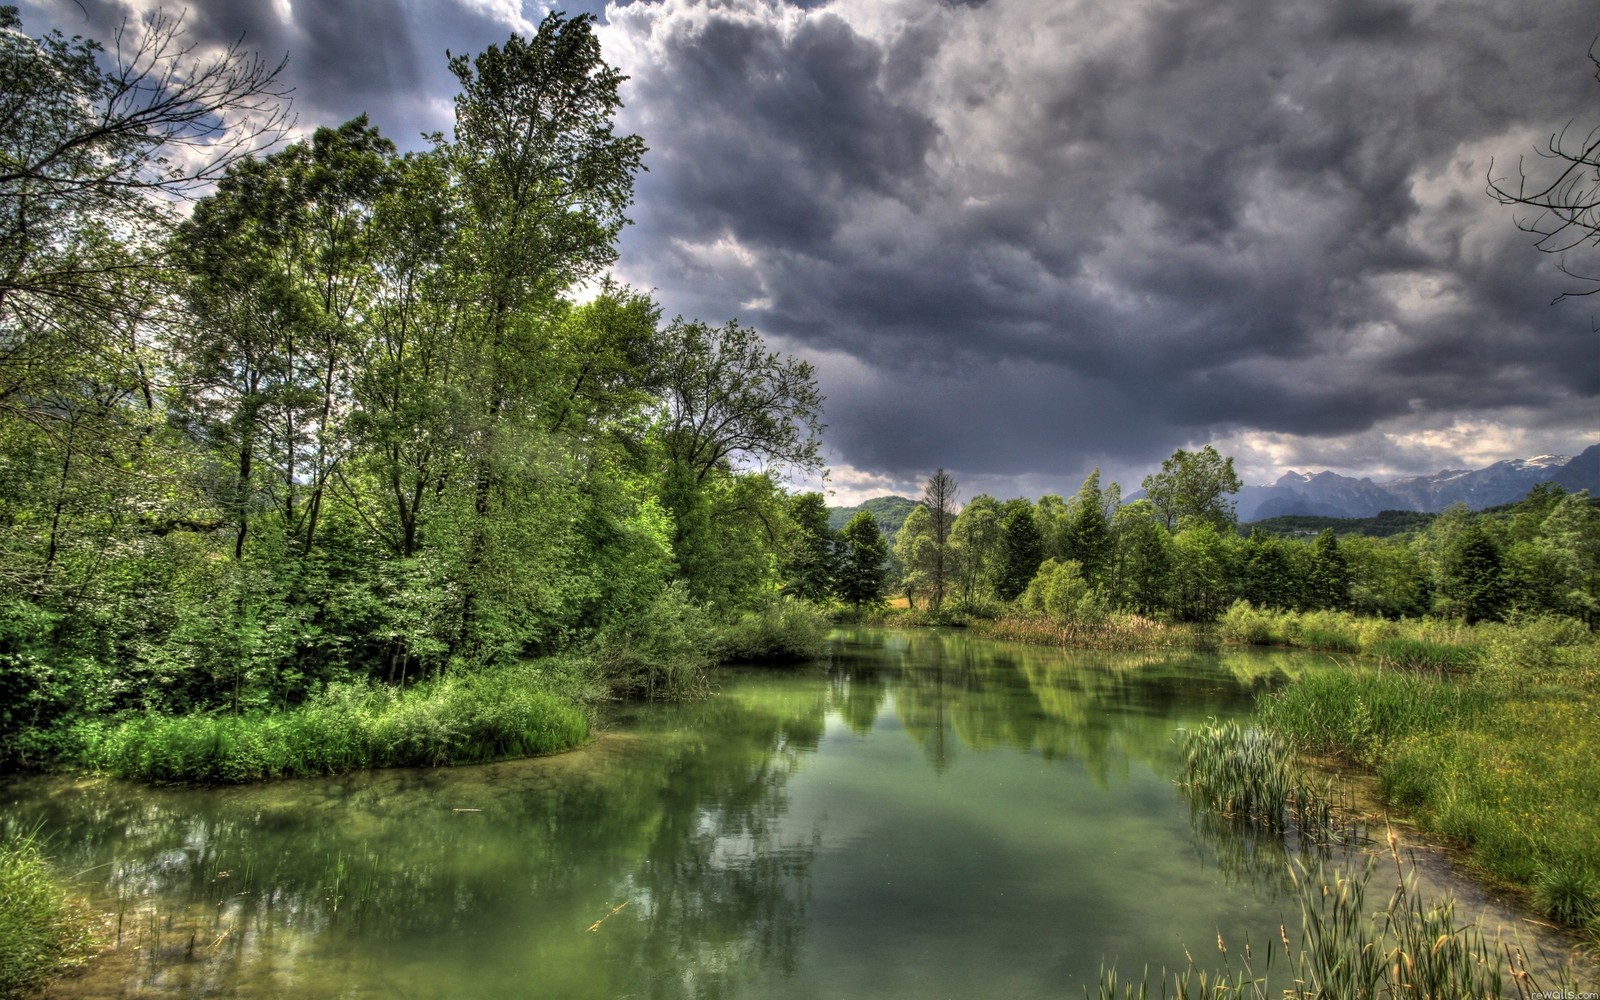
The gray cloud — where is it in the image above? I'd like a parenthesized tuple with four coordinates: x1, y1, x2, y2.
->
(18, 0, 1600, 496)
(604, 0, 1600, 491)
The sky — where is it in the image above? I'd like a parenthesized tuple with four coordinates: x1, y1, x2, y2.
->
(20, 0, 1600, 504)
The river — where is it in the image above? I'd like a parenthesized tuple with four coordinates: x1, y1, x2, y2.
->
(1, 628, 1579, 998)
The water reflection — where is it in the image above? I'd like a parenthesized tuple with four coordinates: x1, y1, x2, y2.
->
(4, 628, 1345, 999)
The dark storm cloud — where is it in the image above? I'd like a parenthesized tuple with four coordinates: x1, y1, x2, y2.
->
(603, 0, 1600, 489)
(17, 0, 1596, 492)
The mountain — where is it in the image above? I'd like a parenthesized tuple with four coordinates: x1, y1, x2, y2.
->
(827, 495, 919, 540)
(1233, 452, 1595, 522)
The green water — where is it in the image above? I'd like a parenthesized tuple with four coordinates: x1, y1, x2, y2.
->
(5, 629, 1331, 999)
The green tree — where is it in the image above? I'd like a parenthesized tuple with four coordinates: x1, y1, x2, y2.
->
(894, 504, 935, 610)
(1303, 529, 1351, 611)
(1108, 500, 1172, 614)
(1141, 445, 1242, 532)
(1020, 559, 1096, 622)
(1062, 470, 1114, 586)
(781, 492, 836, 602)
(1342, 536, 1429, 619)
(1169, 523, 1237, 621)
(1440, 522, 1507, 623)
(949, 494, 1003, 606)
(835, 510, 889, 608)
(995, 500, 1043, 602)
(1240, 530, 1300, 610)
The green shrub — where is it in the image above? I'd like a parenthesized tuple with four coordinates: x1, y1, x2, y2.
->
(592, 581, 716, 699)
(717, 599, 830, 662)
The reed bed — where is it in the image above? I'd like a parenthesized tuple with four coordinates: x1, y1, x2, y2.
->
(1179, 719, 1334, 836)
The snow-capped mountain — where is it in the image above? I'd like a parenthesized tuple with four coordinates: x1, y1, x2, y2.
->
(1234, 446, 1600, 521)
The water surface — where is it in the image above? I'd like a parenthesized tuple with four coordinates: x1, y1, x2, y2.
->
(5, 629, 1365, 998)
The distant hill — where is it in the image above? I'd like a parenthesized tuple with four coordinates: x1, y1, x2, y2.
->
(827, 495, 918, 541)
(1232, 446, 1600, 521)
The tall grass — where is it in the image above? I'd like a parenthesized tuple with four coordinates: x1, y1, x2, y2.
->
(77, 660, 591, 784)
(1256, 635, 1600, 932)
(0, 831, 96, 995)
(1215, 602, 1488, 669)
(1179, 720, 1334, 837)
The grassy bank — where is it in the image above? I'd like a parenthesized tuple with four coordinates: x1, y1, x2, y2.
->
(74, 659, 593, 784)
(0, 832, 96, 996)
(1259, 657, 1600, 932)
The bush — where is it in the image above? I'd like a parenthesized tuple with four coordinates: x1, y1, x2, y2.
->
(592, 581, 716, 699)
(1217, 600, 1279, 645)
(717, 599, 830, 663)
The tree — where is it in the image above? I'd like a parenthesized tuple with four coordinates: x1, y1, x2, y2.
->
(1440, 522, 1507, 623)
(894, 504, 935, 609)
(1062, 470, 1114, 586)
(1020, 559, 1095, 622)
(655, 319, 824, 485)
(1109, 500, 1172, 614)
(995, 500, 1043, 602)
(1141, 445, 1242, 532)
(949, 494, 1003, 606)
(920, 469, 959, 611)
(1303, 529, 1351, 611)
(835, 510, 888, 608)
(781, 492, 835, 601)
(0, 5, 290, 328)
(1487, 42, 1600, 301)
(1240, 530, 1300, 610)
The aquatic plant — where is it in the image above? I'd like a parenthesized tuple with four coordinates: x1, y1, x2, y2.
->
(1179, 719, 1333, 836)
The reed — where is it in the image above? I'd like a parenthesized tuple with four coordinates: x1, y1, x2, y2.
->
(971, 613, 1205, 651)
(1179, 719, 1334, 836)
